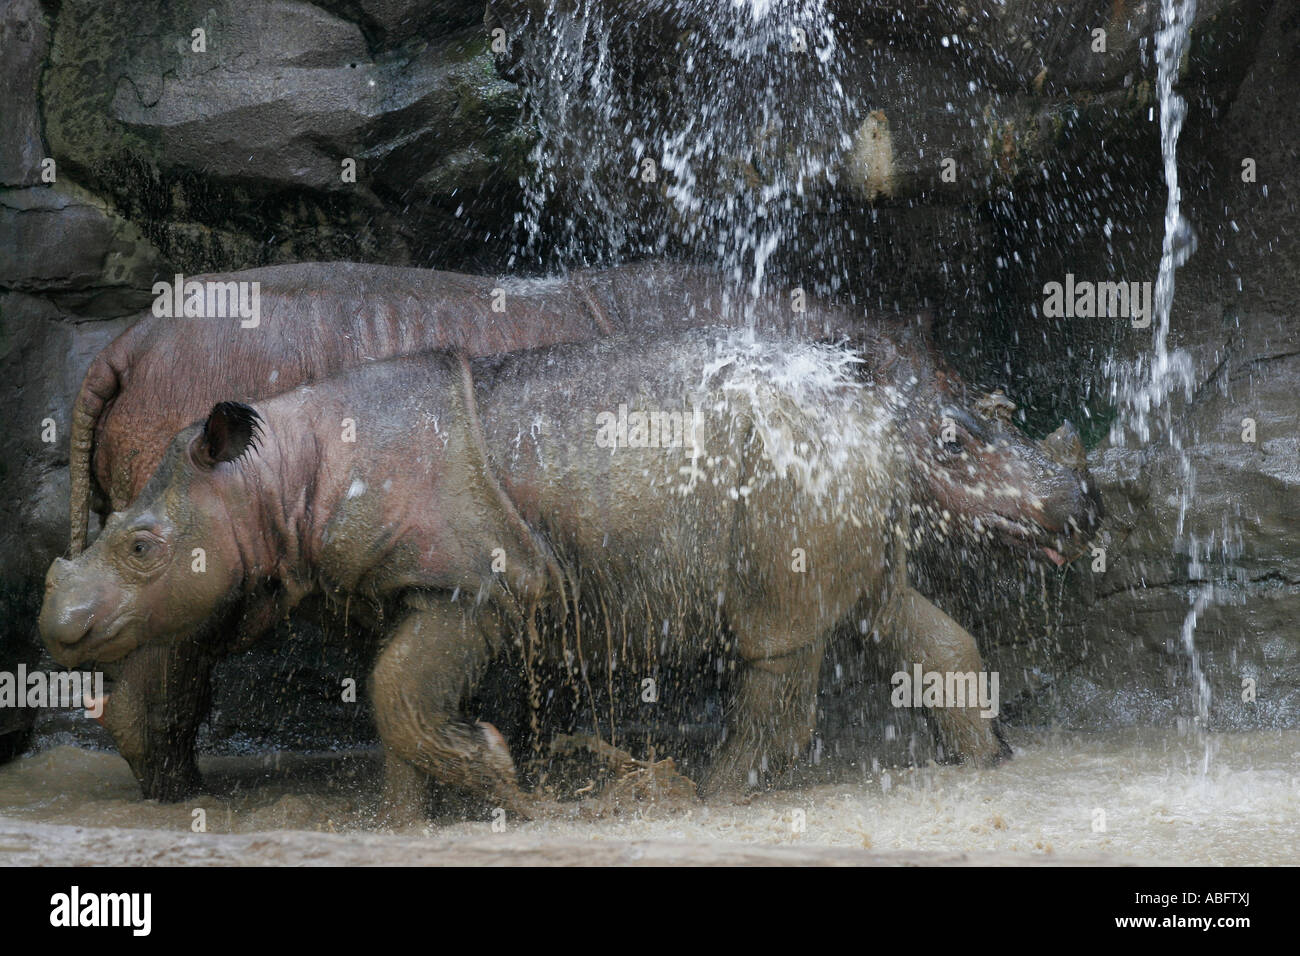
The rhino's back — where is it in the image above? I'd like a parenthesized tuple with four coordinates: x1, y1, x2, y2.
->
(95, 263, 613, 508)
(474, 328, 907, 612)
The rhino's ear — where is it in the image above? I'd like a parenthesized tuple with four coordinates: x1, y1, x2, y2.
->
(197, 401, 262, 467)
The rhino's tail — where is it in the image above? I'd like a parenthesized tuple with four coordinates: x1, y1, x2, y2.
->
(69, 323, 139, 555)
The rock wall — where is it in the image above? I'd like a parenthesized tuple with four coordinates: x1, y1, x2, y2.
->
(1029, 0, 1300, 731)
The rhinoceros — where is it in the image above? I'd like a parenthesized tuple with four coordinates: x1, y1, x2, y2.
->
(55, 260, 1100, 801)
(69, 261, 858, 554)
(42, 327, 1102, 813)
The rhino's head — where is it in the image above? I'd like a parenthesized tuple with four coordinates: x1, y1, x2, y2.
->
(872, 320, 1104, 565)
(40, 403, 264, 668)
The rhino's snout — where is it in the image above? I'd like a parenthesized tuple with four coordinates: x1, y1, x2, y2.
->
(1034, 476, 1103, 542)
(1022, 425, 1104, 565)
(39, 557, 125, 663)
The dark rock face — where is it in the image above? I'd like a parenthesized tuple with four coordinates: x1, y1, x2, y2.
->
(42, 0, 529, 271)
(1029, 0, 1300, 731)
(0, 185, 166, 313)
(2, 0, 1297, 767)
(487, 0, 1267, 294)
(0, 0, 49, 188)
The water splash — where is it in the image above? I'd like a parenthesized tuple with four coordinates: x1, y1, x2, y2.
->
(508, 0, 856, 304)
(657, 0, 851, 299)
(697, 330, 892, 506)
(1107, 0, 1217, 769)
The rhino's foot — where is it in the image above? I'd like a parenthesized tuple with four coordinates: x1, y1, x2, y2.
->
(94, 646, 217, 805)
(377, 755, 430, 829)
(698, 763, 758, 802)
(701, 640, 825, 800)
(475, 721, 537, 818)
(373, 602, 526, 817)
(876, 586, 1014, 770)
(119, 724, 205, 802)
(375, 804, 427, 831)
(380, 718, 529, 823)
(932, 717, 1010, 769)
(699, 730, 786, 800)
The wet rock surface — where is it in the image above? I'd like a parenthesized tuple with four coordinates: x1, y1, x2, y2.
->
(973, 0, 1300, 733)
(41, 0, 529, 271)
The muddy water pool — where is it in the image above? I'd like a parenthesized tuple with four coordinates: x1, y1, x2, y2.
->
(2, 728, 1294, 865)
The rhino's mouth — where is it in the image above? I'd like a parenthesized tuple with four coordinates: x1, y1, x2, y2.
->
(979, 514, 1074, 567)
(64, 611, 136, 665)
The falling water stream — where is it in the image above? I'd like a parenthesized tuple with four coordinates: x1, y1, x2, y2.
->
(1108, 0, 1220, 774)
(511, 0, 855, 305)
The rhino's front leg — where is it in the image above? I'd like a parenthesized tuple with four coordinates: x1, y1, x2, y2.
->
(103, 641, 214, 801)
(701, 635, 826, 797)
(878, 586, 1011, 766)
(370, 597, 525, 823)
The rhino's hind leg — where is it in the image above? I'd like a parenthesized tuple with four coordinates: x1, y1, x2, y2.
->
(701, 637, 826, 797)
(880, 587, 1010, 766)
(370, 597, 525, 823)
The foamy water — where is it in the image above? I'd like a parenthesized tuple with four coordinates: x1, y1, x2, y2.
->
(697, 330, 891, 505)
(3, 729, 1295, 865)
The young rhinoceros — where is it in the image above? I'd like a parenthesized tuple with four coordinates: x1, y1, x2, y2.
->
(40, 328, 928, 809)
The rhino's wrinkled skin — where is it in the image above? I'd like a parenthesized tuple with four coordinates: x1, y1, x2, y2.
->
(69, 261, 867, 555)
(43, 329, 1102, 811)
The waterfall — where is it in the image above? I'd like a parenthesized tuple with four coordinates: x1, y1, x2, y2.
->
(508, 0, 856, 307)
(1108, 0, 1218, 770)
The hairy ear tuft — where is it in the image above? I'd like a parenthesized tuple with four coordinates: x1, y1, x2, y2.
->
(198, 401, 263, 467)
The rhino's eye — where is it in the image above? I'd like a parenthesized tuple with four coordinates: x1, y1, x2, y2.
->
(124, 532, 164, 567)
